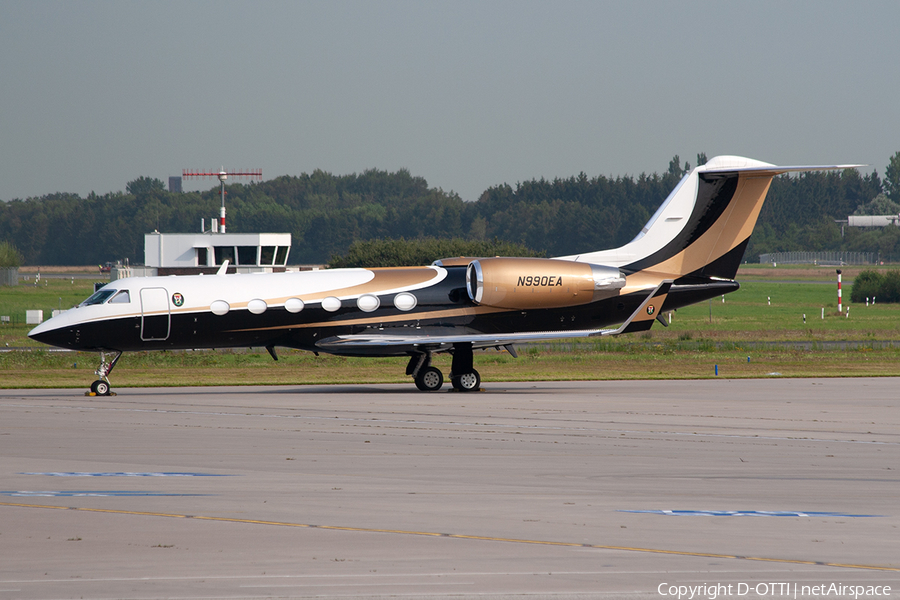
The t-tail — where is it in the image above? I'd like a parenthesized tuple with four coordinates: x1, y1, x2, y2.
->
(559, 155, 863, 284)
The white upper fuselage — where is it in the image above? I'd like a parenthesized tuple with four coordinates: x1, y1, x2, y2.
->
(28, 267, 449, 342)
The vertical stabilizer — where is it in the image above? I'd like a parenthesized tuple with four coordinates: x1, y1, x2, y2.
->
(559, 156, 862, 281)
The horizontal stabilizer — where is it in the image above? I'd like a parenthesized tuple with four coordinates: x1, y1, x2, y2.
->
(703, 161, 866, 175)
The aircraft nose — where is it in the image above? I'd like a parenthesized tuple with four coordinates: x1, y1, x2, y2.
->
(28, 319, 78, 350)
(28, 318, 52, 340)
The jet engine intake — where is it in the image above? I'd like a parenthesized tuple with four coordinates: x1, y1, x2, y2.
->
(466, 257, 625, 309)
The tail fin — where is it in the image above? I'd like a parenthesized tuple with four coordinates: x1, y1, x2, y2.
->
(561, 156, 862, 281)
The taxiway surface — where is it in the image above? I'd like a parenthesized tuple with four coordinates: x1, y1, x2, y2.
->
(1, 379, 898, 599)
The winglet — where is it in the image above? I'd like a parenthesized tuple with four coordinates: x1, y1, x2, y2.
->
(216, 260, 230, 276)
(595, 280, 674, 337)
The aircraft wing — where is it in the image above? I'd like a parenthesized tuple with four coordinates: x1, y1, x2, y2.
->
(316, 328, 619, 351)
(316, 281, 673, 352)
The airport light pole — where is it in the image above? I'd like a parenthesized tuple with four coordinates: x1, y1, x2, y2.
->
(182, 168, 263, 233)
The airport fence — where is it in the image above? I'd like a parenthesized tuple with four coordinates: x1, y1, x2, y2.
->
(758, 251, 876, 266)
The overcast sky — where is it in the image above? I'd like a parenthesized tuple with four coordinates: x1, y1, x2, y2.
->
(2, 1, 898, 203)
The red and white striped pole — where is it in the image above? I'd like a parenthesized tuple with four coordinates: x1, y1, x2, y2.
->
(218, 170, 228, 234)
(837, 269, 842, 313)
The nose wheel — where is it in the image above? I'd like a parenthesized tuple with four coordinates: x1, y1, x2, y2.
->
(90, 380, 111, 396)
(88, 351, 121, 396)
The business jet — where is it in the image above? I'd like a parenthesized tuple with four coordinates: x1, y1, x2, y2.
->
(29, 156, 859, 395)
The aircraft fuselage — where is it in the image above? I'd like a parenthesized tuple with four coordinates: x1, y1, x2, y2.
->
(28, 265, 736, 356)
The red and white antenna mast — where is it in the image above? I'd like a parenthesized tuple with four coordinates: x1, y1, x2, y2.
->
(182, 168, 262, 233)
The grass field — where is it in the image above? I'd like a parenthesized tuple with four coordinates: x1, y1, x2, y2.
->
(2, 265, 899, 388)
(0, 276, 99, 330)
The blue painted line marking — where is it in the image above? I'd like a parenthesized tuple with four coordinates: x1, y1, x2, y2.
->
(21, 472, 231, 477)
(619, 510, 883, 517)
(1, 491, 210, 497)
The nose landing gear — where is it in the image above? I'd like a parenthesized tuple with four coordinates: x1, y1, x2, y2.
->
(89, 351, 122, 396)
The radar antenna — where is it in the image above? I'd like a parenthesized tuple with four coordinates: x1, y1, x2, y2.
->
(182, 168, 262, 233)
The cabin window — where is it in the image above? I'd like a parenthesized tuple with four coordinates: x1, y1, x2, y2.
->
(275, 246, 289, 266)
(260, 246, 276, 266)
(237, 246, 258, 266)
(214, 246, 235, 265)
(109, 290, 131, 304)
(81, 290, 116, 306)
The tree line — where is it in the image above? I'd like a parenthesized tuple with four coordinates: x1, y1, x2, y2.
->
(329, 238, 543, 268)
(2, 153, 899, 266)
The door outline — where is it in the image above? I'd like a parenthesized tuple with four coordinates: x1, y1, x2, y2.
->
(140, 287, 170, 341)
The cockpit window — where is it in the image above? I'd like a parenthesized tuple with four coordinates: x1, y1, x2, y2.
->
(109, 290, 130, 304)
(80, 290, 117, 306)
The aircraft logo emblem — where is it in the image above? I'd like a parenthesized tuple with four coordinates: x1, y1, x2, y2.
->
(646, 305, 655, 316)
(172, 293, 184, 307)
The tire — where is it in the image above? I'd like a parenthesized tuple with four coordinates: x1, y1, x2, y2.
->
(414, 366, 443, 391)
(451, 369, 481, 392)
(90, 380, 100, 394)
(94, 381, 110, 396)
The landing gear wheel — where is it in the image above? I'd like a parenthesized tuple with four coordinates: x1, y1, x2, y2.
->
(89, 351, 122, 396)
(451, 369, 481, 392)
(415, 366, 443, 391)
(91, 380, 110, 396)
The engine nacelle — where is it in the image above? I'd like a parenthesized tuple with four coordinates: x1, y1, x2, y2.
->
(466, 257, 625, 309)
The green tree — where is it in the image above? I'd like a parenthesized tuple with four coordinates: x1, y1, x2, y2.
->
(667, 155, 684, 177)
(853, 193, 900, 215)
(850, 270, 882, 303)
(329, 238, 543, 268)
(882, 270, 900, 302)
(885, 151, 900, 201)
(0, 240, 23, 267)
(850, 269, 900, 303)
(125, 176, 166, 196)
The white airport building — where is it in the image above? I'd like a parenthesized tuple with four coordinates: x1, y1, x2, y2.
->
(112, 232, 293, 280)
(144, 231, 291, 269)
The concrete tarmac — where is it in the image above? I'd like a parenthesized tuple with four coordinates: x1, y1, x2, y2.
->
(0, 379, 898, 599)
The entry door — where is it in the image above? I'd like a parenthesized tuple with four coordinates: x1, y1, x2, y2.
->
(140, 287, 170, 341)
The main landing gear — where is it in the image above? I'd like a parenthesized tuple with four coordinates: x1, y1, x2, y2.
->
(89, 351, 122, 396)
(407, 343, 481, 392)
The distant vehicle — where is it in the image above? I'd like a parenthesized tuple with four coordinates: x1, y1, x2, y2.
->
(98, 262, 113, 273)
(30, 156, 860, 396)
